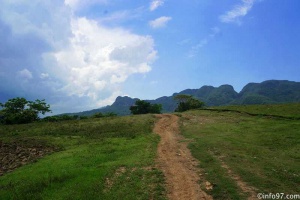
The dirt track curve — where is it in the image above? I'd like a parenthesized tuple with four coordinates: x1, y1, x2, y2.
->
(154, 114, 212, 200)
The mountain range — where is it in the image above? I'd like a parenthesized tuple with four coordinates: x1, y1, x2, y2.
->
(66, 80, 300, 116)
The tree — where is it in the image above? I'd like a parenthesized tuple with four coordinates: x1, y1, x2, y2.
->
(130, 100, 162, 115)
(174, 94, 204, 112)
(0, 97, 51, 124)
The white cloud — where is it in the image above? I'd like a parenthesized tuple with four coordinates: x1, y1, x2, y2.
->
(220, 0, 256, 24)
(149, 16, 172, 29)
(0, 0, 158, 113)
(17, 69, 33, 80)
(150, 0, 164, 11)
(47, 17, 157, 107)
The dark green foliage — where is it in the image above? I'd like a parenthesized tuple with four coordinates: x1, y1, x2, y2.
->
(0, 97, 51, 124)
(174, 95, 204, 112)
(92, 112, 117, 118)
(92, 112, 104, 118)
(42, 115, 78, 122)
(130, 100, 162, 115)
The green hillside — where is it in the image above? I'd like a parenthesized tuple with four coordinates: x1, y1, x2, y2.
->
(1, 103, 299, 199)
(179, 104, 300, 199)
(0, 115, 166, 200)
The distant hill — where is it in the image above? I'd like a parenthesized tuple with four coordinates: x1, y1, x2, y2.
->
(64, 80, 300, 116)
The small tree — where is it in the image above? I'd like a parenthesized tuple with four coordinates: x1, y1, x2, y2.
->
(130, 100, 162, 115)
(174, 94, 204, 112)
(92, 112, 104, 118)
(0, 97, 51, 124)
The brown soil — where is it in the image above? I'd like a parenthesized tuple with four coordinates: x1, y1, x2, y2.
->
(154, 114, 212, 200)
(0, 138, 60, 176)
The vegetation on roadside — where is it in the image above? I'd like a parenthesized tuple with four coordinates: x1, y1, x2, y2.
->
(179, 105, 300, 199)
(0, 115, 166, 200)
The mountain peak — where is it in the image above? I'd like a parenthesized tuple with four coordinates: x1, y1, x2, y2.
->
(64, 80, 300, 116)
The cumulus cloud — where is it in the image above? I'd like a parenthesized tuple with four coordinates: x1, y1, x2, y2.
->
(220, 0, 256, 24)
(150, 0, 164, 11)
(47, 17, 157, 107)
(149, 16, 172, 29)
(0, 1, 158, 113)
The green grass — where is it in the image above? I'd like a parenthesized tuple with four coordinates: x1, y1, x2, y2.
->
(180, 106, 300, 199)
(2, 104, 299, 200)
(0, 115, 166, 200)
(209, 103, 300, 119)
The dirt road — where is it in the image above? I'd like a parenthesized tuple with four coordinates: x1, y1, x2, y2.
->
(154, 114, 212, 200)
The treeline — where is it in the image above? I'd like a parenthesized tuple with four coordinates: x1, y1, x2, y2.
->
(129, 95, 205, 114)
(0, 97, 117, 125)
(42, 112, 117, 122)
(1, 95, 205, 124)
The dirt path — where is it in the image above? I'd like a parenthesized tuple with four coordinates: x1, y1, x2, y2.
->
(154, 114, 212, 200)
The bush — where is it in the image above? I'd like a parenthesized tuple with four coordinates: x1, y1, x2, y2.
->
(174, 95, 204, 112)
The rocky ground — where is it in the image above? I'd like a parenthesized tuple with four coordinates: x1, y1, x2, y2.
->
(0, 138, 60, 176)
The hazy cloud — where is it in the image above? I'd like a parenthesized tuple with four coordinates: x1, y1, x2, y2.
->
(150, 0, 164, 11)
(220, 0, 256, 24)
(98, 7, 145, 25)
(64, 0, 108, 11)
(17, 69, 33, 80)
(149, 16, 172, 28)
(188, 27, 220, 58)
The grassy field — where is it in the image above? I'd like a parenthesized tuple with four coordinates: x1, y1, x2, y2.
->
(209, 103, 300, 119)
(0, 115, 166, 200)
(179, 105, 300, 199)
(1, 103, 299, 200)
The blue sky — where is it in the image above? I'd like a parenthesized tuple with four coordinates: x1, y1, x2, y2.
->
(1, 0, 300, 114)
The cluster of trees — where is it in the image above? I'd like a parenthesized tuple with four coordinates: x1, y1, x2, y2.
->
(129, 95, 204, 115)
(0, 97, 51, 124)
(91, 112, 117, 118)
(130, 100, 162, 115)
